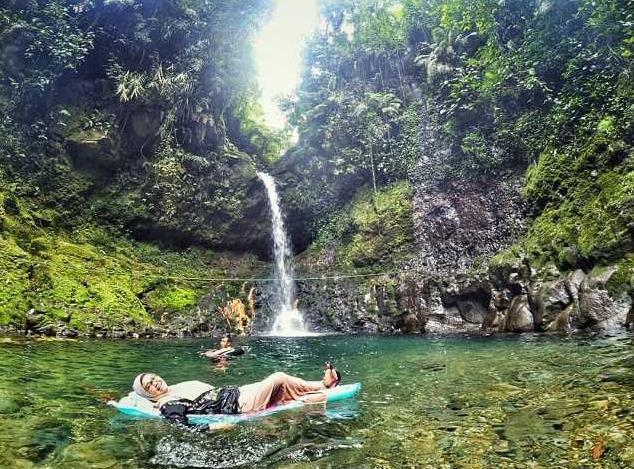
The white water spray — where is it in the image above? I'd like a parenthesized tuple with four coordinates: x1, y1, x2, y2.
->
(257, 171, 307, 335)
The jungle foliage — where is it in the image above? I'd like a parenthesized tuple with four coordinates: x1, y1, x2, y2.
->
(0, 0, 280, 238)
(0, 0, 632, 330)
(286, 0, 633, 270)
(0, 0, 275, 329)
(298, 181, 415, 272)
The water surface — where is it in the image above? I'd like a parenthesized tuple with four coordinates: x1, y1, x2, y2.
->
(1, 333, 634, 468)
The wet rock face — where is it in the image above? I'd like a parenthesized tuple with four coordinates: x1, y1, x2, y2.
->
(407, 107, 526, 276)
(281, 262, 631, 336)
(278, 276, 492, 334)
(411, 176, 525, 275)
(290, 279, 404, 334)
(112, 152, 274, 256)
(57, 103, 273, 256)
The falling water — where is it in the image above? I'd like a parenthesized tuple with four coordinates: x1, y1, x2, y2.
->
(257, 172, 307, 335)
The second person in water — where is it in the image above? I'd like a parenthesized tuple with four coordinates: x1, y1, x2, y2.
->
(201, 334, 245, 360)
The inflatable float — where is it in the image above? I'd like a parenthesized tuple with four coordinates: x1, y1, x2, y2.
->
(108, 381, 362, 425)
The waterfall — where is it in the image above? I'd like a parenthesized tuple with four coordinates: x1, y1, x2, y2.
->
(257, 172, 308, 335)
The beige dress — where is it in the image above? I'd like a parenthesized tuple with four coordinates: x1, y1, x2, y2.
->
(153, 376, 327, 414)
(238, 372, 327, 413)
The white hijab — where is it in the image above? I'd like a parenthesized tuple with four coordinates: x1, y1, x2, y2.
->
(133, 373, 155, 399)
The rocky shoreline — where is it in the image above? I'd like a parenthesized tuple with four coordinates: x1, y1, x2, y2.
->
(0, 323, 223, 340)
(296, 261, 633, 336)
(3, 256, 631, 339)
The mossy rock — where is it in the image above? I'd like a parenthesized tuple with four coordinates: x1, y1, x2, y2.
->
(144, 286, 198, 313)
(523, 168, 634, 267)
(66, 129, 119, 172)
(606, 257, 634, 297)
(301, 181, 416, 271)
(0, 237, 31, 326)
(0, 198, 264, 333)
(522, 117, 633, 270)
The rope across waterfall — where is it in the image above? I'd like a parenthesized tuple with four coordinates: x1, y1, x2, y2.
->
(180, 171, 419, 334)
(156, 270, 409, 283)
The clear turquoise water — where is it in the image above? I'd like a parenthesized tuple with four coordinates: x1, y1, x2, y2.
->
(1, 333, 634, 468)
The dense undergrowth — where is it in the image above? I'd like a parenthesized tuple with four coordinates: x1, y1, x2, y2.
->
(522, 119, 634, 267)
(0, 0, 274, 332)
(297, 181, 415, 272)
(0, 203, 264, 336)
(285, 0, 633, 287)
(0, 183, 262, 332)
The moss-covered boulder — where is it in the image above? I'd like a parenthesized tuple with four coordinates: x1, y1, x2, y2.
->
(65, 129, 119, 173)
(297, 181, 415, 271)
(0, 185, 266, 335)
(87, 147, 273, 255)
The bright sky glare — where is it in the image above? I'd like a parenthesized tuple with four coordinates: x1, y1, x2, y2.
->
(253, 0, 321, 129)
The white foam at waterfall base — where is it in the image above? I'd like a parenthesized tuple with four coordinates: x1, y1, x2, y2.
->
(257, 171, 309, 336)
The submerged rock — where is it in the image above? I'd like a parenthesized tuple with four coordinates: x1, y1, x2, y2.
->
(59, 436, 127, 468)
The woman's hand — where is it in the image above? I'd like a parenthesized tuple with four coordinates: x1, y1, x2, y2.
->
(322, 362, 339, 388)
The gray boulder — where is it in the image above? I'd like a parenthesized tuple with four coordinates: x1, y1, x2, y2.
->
(425, 306, 466, 333)
(577, 266, 630, 329)
(533, 279, 572, 329)
(578, 289, 630, 329)
(492, 288, 512, 310)
(545, 303, 573, 333)
(501, 295, 534, 332)
(566, 269, 586, 300)
(423, 290, 479, 333)
(456, 299, 487, 324)
(401, 313, 421, 333)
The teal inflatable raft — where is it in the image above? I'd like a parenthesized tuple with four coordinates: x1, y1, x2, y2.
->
(109, 382, 362, 425)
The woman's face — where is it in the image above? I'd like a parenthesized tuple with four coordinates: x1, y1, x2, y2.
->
(141, 373, 168, 397)
(220, 337, 230, 348)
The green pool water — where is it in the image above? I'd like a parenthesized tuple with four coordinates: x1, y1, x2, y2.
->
(1, 333, 634, 468)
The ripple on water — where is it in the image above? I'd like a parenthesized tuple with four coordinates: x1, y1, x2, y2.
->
(151, 427, 281, 468)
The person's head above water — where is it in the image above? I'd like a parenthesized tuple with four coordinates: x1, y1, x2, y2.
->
(133, 373, 169, 400)
(220, 334, 231, 348)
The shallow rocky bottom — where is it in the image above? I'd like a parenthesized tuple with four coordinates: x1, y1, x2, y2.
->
(1, 333, 634, 468)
